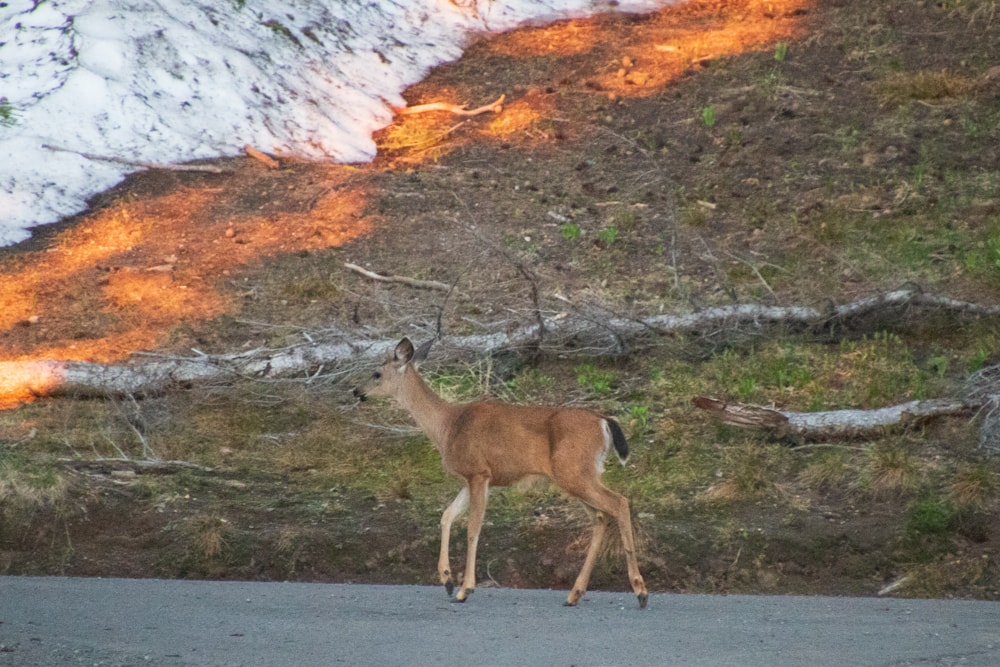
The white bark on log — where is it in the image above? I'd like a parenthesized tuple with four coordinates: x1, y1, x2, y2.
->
(692, 396, 974, 442)
(2, 289, 998, 402)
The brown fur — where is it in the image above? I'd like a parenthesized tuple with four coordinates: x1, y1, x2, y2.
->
(355, 338, 648, 608)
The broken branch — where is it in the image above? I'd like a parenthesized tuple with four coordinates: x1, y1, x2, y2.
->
(399, 94, 506, 116)
(345, 263, 455, 293)
(243, 144, 280, 169)
(42, 144, 226, 173)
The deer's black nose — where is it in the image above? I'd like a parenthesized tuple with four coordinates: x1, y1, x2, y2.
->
(352, 387, 367, 401)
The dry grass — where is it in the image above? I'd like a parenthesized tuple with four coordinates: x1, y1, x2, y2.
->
(701, 443, 784, 503)
(187, 514, 231, 560)
(378, 114, 463, 161)
(884, 556, 994, 599)
(861, 441, 922, 499)
(797, 448, 856, 492)
(947, 463, 999, 510)
(0, 456, 70, 518)
(873, 69, 978, 108)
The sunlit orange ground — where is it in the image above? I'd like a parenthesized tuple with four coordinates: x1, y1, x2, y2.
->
(0, 0, 812, 407)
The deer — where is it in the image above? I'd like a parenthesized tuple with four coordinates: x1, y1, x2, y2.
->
(353, 337, 648, 609)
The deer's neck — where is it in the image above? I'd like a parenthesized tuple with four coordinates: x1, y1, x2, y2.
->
(398, 370, 457, 449)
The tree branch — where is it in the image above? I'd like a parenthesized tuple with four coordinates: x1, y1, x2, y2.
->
(398, 94, 506, 116)
(42, 144, 226, 173)
(345, 263, 456, 293)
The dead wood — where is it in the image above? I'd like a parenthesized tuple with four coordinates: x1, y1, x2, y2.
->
(2, 288, 998, 404)
(42, 144, 226, 173)
(692, 396, 974, 443)
(964, 364, 1000, 453)
(398, 94, 506, 116)
(243, 144, 280, 169)
(344, 262, 455, 292)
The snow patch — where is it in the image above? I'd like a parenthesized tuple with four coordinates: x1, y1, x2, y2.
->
(0, 0, 676, 247)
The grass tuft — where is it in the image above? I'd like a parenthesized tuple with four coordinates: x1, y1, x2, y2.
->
(702, 442, 785, 503)
(861, 440, 921, 499)
(0, 453, 70, 518)
(947, 463, 999, 510)
(798, 448, 855, 492)
(873, 70, 976, 108)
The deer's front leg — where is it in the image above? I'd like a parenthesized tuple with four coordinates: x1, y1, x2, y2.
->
(455, 476, 489, 603)
(439, 486, 469, 596)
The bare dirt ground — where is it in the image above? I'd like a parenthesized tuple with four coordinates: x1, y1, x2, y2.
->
(2, 0, 999, 599)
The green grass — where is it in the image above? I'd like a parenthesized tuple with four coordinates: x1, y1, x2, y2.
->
(699, 333, 949, 411)
(798, 448, 855, 491)
(800, 199, 1000, 290)
(947, 463, 1000, 510)
(0, 98, 16, 127)
(700, 106, 716, 128)
(0, 451, 70, 520)
(574, 363, 617, 396)
(597, 226, 620, 246)
(907, 495, 956, 536)
(561, 223, 581, 241)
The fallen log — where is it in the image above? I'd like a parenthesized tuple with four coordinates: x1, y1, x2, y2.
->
(692, 396, 975, 443)
(1, 288, 998, 403)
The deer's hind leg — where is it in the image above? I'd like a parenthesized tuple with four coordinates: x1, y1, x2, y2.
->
(566, 480, 648, 609)
(565, 504, 610, 607)
(439, 486, 469, 596)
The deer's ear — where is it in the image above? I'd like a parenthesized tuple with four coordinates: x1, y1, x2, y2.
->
(413, 338, 434, 365)
(393, 338, 415, 363)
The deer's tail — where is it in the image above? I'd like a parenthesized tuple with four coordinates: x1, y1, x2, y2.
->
(606, 418, 629, 465)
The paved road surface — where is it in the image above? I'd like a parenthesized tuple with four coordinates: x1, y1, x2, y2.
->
(1, 576, 998, 666)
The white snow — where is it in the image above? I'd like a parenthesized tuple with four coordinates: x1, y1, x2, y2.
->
(0, 0, 677, 247)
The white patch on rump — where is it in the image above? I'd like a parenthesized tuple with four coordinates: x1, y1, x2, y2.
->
(596, 419, 613, 475)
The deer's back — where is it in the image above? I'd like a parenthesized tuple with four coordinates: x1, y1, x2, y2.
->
(442, 401, 606, 485)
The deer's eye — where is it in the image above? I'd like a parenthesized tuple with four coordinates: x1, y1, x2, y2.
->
(372, 371, 382, 380)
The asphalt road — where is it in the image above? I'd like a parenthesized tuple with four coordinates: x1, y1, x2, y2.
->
(1, 576, 998, 666)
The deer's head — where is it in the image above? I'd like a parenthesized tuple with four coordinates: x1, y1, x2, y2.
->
(353, 337, 433, 402)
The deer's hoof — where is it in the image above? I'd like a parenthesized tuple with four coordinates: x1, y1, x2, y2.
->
(638, 592, 649, 609)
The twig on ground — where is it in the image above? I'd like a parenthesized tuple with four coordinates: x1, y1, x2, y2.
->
(724, 251, 782, 299)
(243, 144, 280, 169)
(42, 144, 226, 173)
(345, 263, 455, 293)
